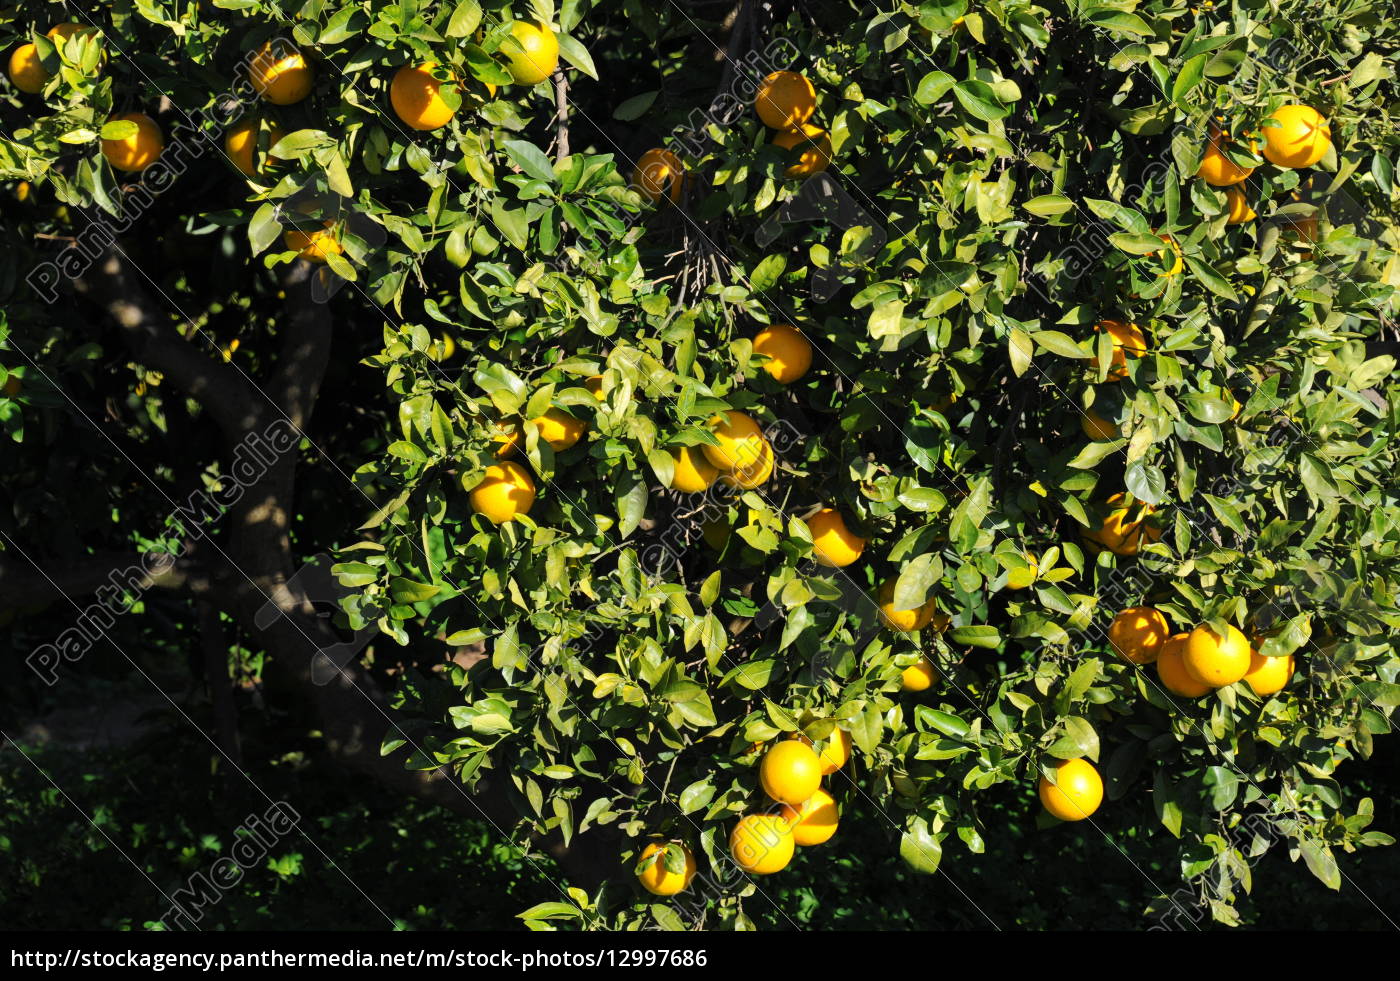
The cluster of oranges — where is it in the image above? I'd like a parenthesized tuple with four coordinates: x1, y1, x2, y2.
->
(1108, 606, 1295, 699)
(6, 19, 562, 262)
(1196, 104, 1333, 240)
(637, 729, 850, 894)
(628, 68, 833, 205)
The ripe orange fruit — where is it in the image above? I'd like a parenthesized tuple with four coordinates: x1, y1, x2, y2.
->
(1082, 408, 1120, 441)
(283, 222, 342, 263)
(1261, 105, 1331, 169)
(702, 410, 765, 471)
(248, 41, 313, 105)
(1038, 758, 1103, 822)
(1157, 633, 1211, 697)
(1005, 552, 1038, 590)
(780, 787, 838, 846)
(1082, 493, 1160, 556)
(225, 118, 285, 177)
(584, 374, 605, 400)
(1225, 187, 1256, 224)
(755, 70, 816, 130)
(1093, 319, 1146, 380)
(805, 507, 865, 567)
(772, 124, 832, 178)
(530, 408, 586, 451)
(632, 147, 685, 204)
(1243, 651, 1293, 697)
(730, 814, 794, 874)
(9, 23, 103, 93)
(466, 460, 536, 523)
(901, 656, 938, 691)
(1196, 126, 1255, 186)
(1182, 622, 1252, 687)
(1156, 234, 1183, 278)
(752, 324, 812, 384)
(668, 444, 719, 493)
(876, 578, 936, 631)
(390, 63, 457, 131)
(635, 841, 696, 896)
(759, 740, 822, 805)
(717, 436, 774, 489)
(101, 113, 164, 173)
(502, 19, 558, 85)
(8, 43, 48, 94)
(1108, 606, 1169, 664)
(796, 728, 851, 775)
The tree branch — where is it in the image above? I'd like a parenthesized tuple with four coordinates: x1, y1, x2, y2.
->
(552, 68, 570, 162)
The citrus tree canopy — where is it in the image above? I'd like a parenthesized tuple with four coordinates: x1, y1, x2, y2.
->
(2, 0, 1399, 931)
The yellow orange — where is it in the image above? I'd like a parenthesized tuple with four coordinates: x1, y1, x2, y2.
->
(669, 445, 720, 493)
(752, 324, 812, 384)
(1038, 758, 1103, 822)
(632, 147, 685, 204)
(755, 70, 816, 130)
(1093, 319, 1146, 380)
(248, 41, 313, 105)
(1182, 622, 1252, 687)
(799, 728, 850, 775)
(876, 578, 936, 631)
(901, 657, 937, 691)
(467, 460, 536, 523)
(805, 507, 865, 568)
(780, 787, 838, 846)
(1243, 651, 1293, 697)
(1082, 408, 1120, 441)
(729, 814, 794, 874)
(1225, 187, 1256, 224)
(502, 19, 558, 85)
(718, 436, 774, 489)
(636, 842, 696, 896)
(7, 43, 47, 94)
(283, 222, 342, 263)
(1196, 126, 1256, 187)
(772, 124, 831, 178)
(1261, 105, 1331, 169)
(701, 410, 766, 471)
(101, 113, 164, 173)
(1108, 606, 1169, 664)
(530, 408, 586, 452)
(225, 118, 285, 177)
(1082, 493, 1160, 556)
(390, 63, 457, 131)
(1157, 633, 1211, 697)
(758, 740, 822, 805)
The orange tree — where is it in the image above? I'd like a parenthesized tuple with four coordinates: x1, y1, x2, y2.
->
(2, 0, 1399, 930)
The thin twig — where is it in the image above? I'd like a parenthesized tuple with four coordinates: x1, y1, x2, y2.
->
(552, 68, 570, 162)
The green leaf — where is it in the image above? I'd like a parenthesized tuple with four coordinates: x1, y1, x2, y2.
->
(953, 79, 1011, 121)
(389, 577, 440, 604)
(915, 70, 956, 105)
(613, 91, 658, 121)
(446, 0, 482, 38)
(1023, 194, 1073, 217)
(949, 625, 1001, 648)
(556, 33, 598, 79)
(502, 139, 556, 182)
(899, 816, 943, 874)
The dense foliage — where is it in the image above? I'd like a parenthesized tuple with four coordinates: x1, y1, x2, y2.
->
(3, 0, 1399, 931)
